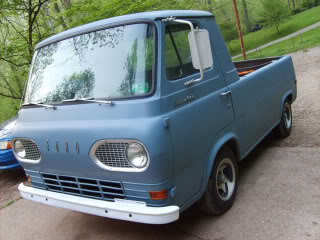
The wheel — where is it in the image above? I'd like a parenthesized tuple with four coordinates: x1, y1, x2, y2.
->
(274, 99, 292, 138)
(197, 146, 238, 215)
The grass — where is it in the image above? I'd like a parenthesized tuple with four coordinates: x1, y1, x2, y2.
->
(229, 5, 320, 57)
(0, 197, 22, 210)
(0, 96, 20, 123)
(234, 26, 320, 60)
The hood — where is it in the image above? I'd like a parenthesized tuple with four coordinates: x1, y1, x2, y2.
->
(0, 117, 18, 140)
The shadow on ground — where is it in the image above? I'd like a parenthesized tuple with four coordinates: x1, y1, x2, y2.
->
(48, 133, 281, 240)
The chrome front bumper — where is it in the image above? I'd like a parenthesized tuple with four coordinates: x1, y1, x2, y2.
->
(19, 183, 179, 224)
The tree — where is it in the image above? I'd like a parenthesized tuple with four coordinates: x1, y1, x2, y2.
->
(241, 0, 251, 33)
(219, 21, 238, 51)
(0, 0, 57, 100)
(259, 0, 290, 33)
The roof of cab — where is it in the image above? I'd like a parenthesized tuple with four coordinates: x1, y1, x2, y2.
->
(36, 10, 213, 49)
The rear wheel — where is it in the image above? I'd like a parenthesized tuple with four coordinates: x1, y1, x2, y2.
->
(197, 146, 238, 215)
(274, 99, 292, 138)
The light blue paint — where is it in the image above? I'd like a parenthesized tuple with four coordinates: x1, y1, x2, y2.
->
(13, 10, 297, 212)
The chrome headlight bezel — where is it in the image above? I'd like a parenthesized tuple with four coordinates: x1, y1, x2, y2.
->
(12, 138, 42, 164)
(125, 142, 149, 169)
(89, 139, 150, 172)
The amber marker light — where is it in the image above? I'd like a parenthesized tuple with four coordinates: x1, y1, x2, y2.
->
(0, 141, 12, 150)
(149, 189, 169, 200)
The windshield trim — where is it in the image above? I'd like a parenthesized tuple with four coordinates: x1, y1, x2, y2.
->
(36, 19, 157, 50)
(22, 21, 158, 107)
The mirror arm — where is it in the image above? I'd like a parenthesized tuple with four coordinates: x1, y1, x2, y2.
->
(173, 19, 204, 87)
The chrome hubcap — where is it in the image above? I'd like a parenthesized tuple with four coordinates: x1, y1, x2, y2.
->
(216, 158, 236, 201)
(283, 102, 292, 129)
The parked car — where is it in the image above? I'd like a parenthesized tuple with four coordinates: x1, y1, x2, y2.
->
(13, 10, 297, 224)
(252, 24, 262, 32)
(0, 117, 19, 170)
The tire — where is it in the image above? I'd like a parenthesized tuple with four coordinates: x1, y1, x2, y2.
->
(274, 99, 292, 138)
(197, 146, 238, 215)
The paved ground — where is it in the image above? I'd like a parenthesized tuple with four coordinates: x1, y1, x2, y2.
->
(1, 47, 320, 239)
(232, 22, 320, 59)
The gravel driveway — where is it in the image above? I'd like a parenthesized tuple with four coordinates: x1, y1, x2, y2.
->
(0, 47, 320, 240)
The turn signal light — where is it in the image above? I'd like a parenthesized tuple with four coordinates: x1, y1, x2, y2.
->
(149, 189, 169, 200)
(0, 141, 11, 150)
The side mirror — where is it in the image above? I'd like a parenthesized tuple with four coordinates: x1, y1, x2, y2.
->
(188, 29, 213, 70)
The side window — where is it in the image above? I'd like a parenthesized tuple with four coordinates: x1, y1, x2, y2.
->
(165, 24, 200, 80)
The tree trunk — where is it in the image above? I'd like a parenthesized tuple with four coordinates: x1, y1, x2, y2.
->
(241, 0, 251, 33)
(288, 0, 291, 8)
(54, 2, 67, 29)
(64, 0, 71, 8)
(207, 0, 213, 12)
(28, 0, 33, 57)
(291, 0, 296, 8)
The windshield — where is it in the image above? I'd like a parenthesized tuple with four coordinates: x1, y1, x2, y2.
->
(24, 23, 154, 104)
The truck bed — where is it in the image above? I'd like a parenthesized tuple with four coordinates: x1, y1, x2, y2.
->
(233, 57, 282, 77)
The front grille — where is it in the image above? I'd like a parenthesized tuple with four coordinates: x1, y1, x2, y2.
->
(41, 173, 125, 201)
(94, 142, 133, 168)
(20, 139, 41, 161)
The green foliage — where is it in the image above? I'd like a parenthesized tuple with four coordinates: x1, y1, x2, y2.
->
(301, 0, 320, 9)
(64, 0, 207, 28)
(234, 25, 320, 60)
(0, 97, 20, 123)
(219, 22, 238, 51)
(0, 0, 62, 103)
(229, 5, 320, 56)
(259, 0, 290, 33)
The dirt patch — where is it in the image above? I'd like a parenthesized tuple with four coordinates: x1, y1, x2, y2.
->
(270, 47, 320, 147)
(0, 169, 26, 209)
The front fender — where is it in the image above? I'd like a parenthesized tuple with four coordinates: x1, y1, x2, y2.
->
(179, 123, 241, 212)
(201, 131, 240, 194)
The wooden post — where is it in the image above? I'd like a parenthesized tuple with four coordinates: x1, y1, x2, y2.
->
(232, 0, 246, 60)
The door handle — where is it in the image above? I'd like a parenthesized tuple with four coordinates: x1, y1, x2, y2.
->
(220, 91, 232, 96)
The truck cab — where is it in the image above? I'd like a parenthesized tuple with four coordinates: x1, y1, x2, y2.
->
(13, 10, 297, 224)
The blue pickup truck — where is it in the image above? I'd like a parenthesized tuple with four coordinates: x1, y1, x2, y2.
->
(12, 10, 296, 224)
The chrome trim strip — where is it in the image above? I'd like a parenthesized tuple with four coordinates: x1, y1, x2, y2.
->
(89, 139, 150, 173)
(65, 140, 69, 153)
(76, 141, 79, 153)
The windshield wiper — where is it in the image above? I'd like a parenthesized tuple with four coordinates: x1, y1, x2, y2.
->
(62, 97, 114, 105)
(22, 102, 57, 110)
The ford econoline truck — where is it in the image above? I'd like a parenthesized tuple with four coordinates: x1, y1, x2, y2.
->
(12, 10, 297, 224)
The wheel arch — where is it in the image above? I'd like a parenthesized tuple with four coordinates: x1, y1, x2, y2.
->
(201, 132, 240, 195)
(179, 131, 241, 212)
(281, 91, 293, 115)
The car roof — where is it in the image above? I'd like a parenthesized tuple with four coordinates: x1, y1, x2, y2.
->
(36, 10, 213, 49)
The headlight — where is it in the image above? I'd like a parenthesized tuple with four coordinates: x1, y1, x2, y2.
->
(125, 142, 149, 169)
(14, 140, 26, 158)
(0, 141, 11, 150)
